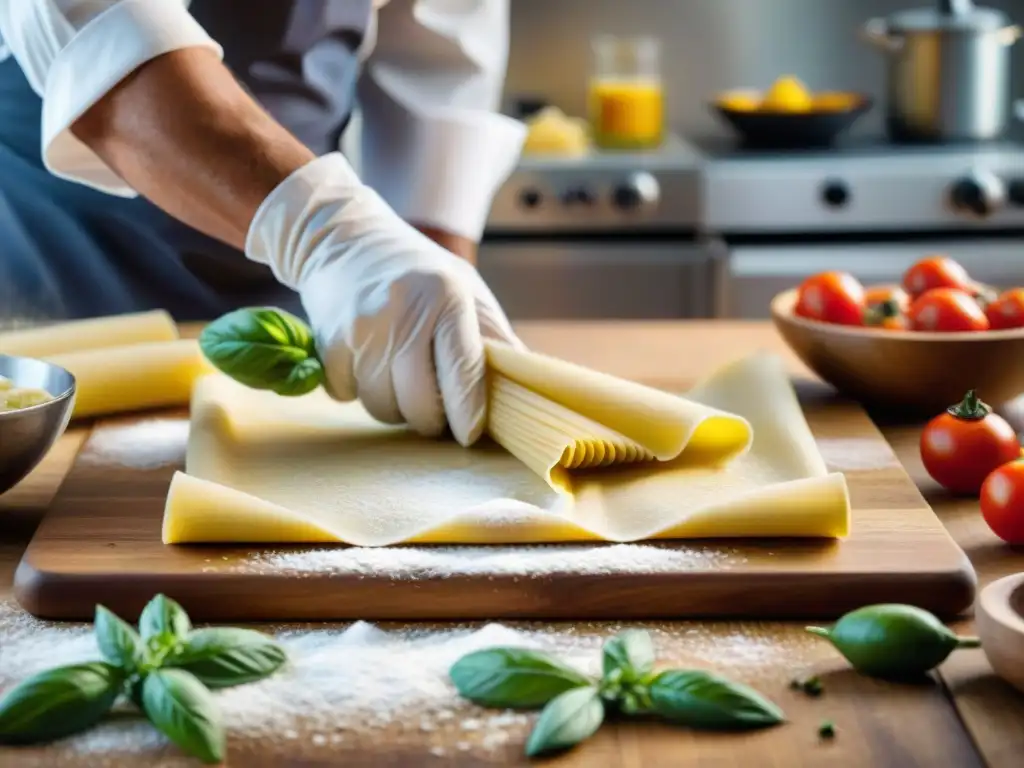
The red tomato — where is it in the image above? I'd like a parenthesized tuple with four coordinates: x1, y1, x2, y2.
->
(920, 390, 1021, 495)
(864, 286, 911, 314)
(985, 288, 1024, 330)
(908, 288, 990, 332)
(794, 272, 865, 326)
(980, 460, 1024, 543)
(902, 255, 973, 298)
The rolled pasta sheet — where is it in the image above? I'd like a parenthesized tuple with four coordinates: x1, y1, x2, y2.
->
(47, 340, 214, 419)
(0, 310, 178, 357)
(484, 341, 754, 496)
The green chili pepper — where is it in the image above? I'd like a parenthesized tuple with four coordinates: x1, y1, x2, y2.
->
(806, 604, 980, 680)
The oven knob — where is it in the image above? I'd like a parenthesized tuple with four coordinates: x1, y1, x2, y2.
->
(561, 186, 596, 206)
(821, 180, 850, 208)
(519, 188, 543, 209)
(612, 172, 660, 211)
(949, 171, 1006, 218)
(1008, 180, 1024, 207)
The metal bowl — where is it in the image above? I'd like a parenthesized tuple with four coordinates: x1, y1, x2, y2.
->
(0, 355, 76, 496)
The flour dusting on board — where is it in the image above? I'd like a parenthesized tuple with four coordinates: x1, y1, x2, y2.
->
(0, 599, 809, 766)
(79, 418, 188, 470)
(227, 542, 746, 579)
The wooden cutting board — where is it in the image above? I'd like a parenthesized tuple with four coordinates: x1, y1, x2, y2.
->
(10, 323, 977, 623)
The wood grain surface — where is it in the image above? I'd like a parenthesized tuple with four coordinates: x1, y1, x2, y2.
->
(0, 321, 1021, 768)
(13, 327, 975, 622)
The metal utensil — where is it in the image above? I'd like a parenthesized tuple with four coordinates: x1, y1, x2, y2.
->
(0, 355, 75, 496)
(861, 0, 1021, 142)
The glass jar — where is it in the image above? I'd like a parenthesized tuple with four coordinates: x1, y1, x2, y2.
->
(588, 35, 664, 150)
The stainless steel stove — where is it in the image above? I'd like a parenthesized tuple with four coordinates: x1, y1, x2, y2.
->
(479, 136, 715, 321)
(697, 136, 1024, 234)
(481, 129, 1024, 321)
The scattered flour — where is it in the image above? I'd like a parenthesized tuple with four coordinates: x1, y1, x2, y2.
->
(0, 601, 579, 765)
(231, 542, 746, 579)
(78, 418, 188, 470)
(0, 596, 810, 765)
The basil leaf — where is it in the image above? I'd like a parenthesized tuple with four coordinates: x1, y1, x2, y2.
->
(601, 629, 655, 682)
(450, 648, 593, 709)
(524, 686, 604, 757)
(648, 670, 784, 729)
(138, 594, 191, 644)
(95, 605, 143, 670)
(141, 669, 224, 764)
(167, 628, 287, 689)
(199, 308, 324, 396)
(0, 662, 122, 744)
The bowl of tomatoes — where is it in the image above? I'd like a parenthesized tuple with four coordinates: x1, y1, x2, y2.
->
(771, 255, 1024, 415)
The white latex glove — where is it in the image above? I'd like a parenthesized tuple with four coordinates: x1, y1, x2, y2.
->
(246, 153, 521, 447)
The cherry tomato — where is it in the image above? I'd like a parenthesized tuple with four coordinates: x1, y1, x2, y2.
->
(794, 272, 865, 326)
(864, 286, 911, 314)
(908, 288, 990, 332)
(980, 460, 1024, 543)
(985, 288, 1024, 330)
(902, 255, 973, 298)
(862, 298, 908, 330)
(920, 390, 1021, 495)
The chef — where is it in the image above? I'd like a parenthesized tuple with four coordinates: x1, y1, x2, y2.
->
(0, 0, 526, 447)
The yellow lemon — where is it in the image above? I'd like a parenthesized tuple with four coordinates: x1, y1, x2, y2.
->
(761, 76, 813, 113)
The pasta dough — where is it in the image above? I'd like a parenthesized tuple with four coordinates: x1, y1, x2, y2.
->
(0, 310, 178, 357)
(0, 311, 212, 419)
(163, 348, 850, 546)
(47, 340, 214, 419)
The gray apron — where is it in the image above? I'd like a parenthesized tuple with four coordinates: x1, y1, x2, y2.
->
(0, 0, 371, 323)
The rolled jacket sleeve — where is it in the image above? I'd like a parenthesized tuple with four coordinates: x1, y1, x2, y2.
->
(357, 0, 526, 242)
(0, 0, 222, 195)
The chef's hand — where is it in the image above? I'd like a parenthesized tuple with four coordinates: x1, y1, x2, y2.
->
(247, 153, 521, 447)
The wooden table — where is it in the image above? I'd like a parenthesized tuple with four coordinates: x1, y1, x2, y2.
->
(2, 321, 1023, 767)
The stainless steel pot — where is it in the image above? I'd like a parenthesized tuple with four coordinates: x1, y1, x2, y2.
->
(862, 0, 1021, 142)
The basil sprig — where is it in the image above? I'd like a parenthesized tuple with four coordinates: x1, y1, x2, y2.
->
(525, 686, 604, 758)
(647, 670, 784, 729)
(450, 648, 592, 709)
(199, 307, 325, 396)
(166, 628, 288, 689)
(139, 593, 192, 644)
(0, 594, 287, 763)
(141, 670, 224, 764)
(450, 629, 784, 758)
(0, 663, 123, 744)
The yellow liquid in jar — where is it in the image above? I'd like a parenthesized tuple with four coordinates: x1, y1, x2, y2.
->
(588, 78, 664, 150)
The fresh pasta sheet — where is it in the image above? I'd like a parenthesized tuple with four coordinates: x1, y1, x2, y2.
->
(0, 311, 213, 419)
(163, 346, 850, 546)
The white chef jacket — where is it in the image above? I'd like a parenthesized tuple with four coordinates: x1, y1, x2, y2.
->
(0, 0, 525, 242)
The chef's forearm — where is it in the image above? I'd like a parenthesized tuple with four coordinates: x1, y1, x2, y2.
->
(71, 47, 315, 251)
(414, 225, 478, 265)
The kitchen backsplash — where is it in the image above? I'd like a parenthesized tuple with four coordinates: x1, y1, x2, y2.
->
(505, 0, 1024, 138)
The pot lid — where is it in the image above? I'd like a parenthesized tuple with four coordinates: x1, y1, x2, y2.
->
(887, 0, 1008, 32)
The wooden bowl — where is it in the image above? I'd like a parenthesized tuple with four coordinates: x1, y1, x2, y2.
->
(977, 573, 1024, 695)
(770, 288, 1024, 415)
